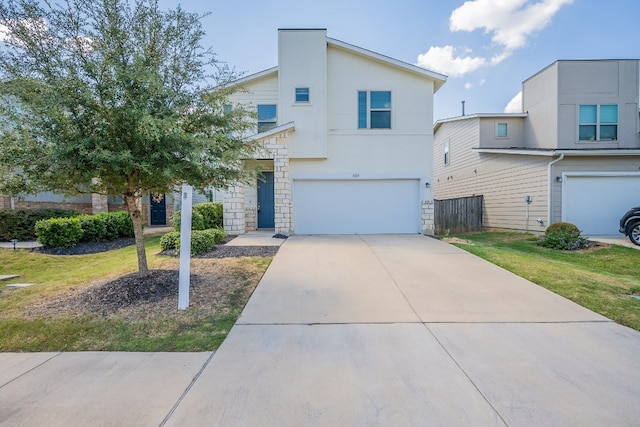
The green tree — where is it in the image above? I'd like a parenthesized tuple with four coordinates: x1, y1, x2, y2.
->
(0, 0, 256, 276)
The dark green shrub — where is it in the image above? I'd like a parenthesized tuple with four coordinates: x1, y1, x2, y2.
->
(163, 228, 226, 255)
(173, 209, 205, 231)
(545, 222, 580, 235)
(160, 231, 180, 251)
(194, 202, 223, 229)
(78, 215, 107, 242)
(0, 209, 79, 241)
(101, 211, 134, 238)
(35, 217, 83, 247)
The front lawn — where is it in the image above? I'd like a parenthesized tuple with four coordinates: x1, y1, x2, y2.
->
(0, 236, 271, 351)
(448, 232, 640, 331)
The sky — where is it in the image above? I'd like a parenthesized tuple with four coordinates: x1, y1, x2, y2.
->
(154, 0, 638, 122)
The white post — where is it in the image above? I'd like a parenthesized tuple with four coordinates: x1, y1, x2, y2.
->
(178, 184, 193, 310)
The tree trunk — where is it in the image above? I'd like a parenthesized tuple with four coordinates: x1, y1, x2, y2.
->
(125, 193, 149, 277)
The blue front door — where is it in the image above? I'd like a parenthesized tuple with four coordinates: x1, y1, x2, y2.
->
(257, 172, 275, 228)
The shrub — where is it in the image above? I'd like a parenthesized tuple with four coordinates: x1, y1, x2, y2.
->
(160, 231, 180, 251)
(537, 222, 589, 251)
(78, 215, 107, 242)
(161, 228, 227, 255)
(97, 211, 134, 239)
(545, 222, 580, 235)
(173, 202, 223, 231)
(35, 217, 83, 247)
(0, 209, 79, 241)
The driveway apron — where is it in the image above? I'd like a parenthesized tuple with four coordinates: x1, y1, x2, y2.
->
(167, 235, 640, 426)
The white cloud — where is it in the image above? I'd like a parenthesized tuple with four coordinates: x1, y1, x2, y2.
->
(0, 24, 9, 42)
(416, 45, 486, 77)
(465, 82, 474, 89)
(504, 91, 523, 113)
(451, 0, 574, 52)
(416, 0, 573, 77)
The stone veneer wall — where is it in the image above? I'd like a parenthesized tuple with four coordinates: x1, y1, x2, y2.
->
(223, 129, 293, 235)
(421, 200, 435, 236)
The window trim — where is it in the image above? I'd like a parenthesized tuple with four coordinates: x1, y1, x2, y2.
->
(578, 104, 618, 142)
(357, 90, 392, 130)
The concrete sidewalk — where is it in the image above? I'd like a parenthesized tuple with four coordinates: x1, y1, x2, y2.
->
(1, 235, 639, 426)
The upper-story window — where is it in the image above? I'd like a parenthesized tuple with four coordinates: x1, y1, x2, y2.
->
(579, 104, 618, 141)
(358, 90, 391, 129)
(496, 123, 508, 137)
(295, 87, 310, 103)
(257, 104, 277, 133)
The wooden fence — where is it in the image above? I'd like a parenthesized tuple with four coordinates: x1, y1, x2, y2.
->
(434, 195, 483, 235)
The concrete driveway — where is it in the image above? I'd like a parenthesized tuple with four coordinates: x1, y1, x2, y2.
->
(167, 235, 640, 426)
(2, 235, 639, 426)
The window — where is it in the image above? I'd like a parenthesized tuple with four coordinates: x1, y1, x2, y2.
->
(579, 104, 617, 141)
(295, 87, 310, 103)
(497, 123, 508, 137)
(257, 104, 277, 133)
(357, 91, 391, 129)
(444, 140, 450, 165)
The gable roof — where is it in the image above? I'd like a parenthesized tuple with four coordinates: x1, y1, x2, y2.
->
(227, 33, 447, 92)
(434, 113, 528, 133)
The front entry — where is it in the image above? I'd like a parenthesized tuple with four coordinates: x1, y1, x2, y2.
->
(150, 194, 166, 226)
(257, 172, 275, 228)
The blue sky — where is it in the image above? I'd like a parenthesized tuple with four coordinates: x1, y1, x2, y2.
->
(161, 0, 638, 121)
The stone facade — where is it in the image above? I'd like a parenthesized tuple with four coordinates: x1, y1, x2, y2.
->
(91, 193, 109, 214)
(223, 127, 293, 235)
(421, 200, 435, 236)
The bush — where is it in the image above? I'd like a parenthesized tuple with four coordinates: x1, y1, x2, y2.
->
(35, 217, 84, 247)
(173, 202, 223, 231)
(96, 211, 134, 239)
(537, 222, 589, 250)
(78, 215, 107, 242)
(160, 231, 180, 251)
(0, 209, 79, 241)
(545, 222, 580, 235)
(161, 228, 227, 255)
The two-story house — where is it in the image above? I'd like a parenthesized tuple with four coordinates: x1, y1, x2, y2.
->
(223, 29, 446, 235)
(434, 60, 640, 235)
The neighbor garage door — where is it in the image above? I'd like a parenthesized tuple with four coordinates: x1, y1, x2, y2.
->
(563, 174, 640, 235)
(293, 179, 421, 234)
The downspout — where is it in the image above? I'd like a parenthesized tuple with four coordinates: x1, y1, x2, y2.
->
(547, 153, 564, 227)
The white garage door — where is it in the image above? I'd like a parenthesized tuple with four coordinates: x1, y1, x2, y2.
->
(293, 179, 421, 234)
(563, 174, 640, 235)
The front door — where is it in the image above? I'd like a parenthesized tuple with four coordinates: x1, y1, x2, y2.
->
(150, 194, 166, 226)
(257, 172, 275, 228)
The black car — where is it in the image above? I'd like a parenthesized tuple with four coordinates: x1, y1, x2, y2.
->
(619, 207, 640, 246)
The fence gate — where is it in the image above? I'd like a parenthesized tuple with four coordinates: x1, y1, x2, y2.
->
(434, 195, 483, 235)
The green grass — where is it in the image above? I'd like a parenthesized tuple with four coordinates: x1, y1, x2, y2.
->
(0, 237, 270, 351)
(449, 232, 640, 330)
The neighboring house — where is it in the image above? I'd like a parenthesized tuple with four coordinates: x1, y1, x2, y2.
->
(223, 28, 446, 235)
(433, 59, 640, 235)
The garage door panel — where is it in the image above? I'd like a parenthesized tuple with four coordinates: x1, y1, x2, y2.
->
(563, 175, 640, 235)
(293, 180, 420, 234)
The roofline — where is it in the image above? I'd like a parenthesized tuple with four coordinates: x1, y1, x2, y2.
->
(474, 148, 640, 157)
(523, 59, 640, 84)
(245, 121, 295, 141)
(327, 37, 447, 92)
(434, 113, 528, 133)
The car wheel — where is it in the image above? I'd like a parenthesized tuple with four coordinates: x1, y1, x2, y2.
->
(627, 221, 640, 246)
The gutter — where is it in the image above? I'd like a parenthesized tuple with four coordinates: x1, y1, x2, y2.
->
(547, 154, 565, 226)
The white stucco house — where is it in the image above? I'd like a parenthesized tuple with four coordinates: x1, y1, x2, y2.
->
(434, 59, 640, 235)
(223, 29, 446, 235)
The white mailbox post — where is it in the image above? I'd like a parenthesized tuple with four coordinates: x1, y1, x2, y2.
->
(178, 184, 193, 310)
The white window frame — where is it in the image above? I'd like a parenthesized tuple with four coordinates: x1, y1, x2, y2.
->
(444, 139, 450, 165)
(295, 87, 310, 103)
(496, 122, 508, 138)
(578, 104, 618, 142)
(257, 104, 277, 133)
